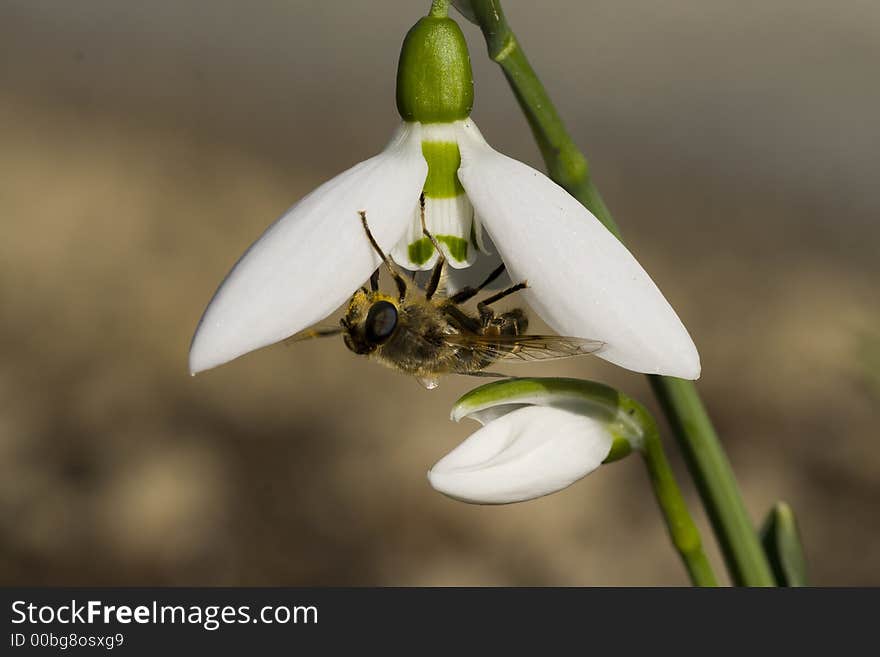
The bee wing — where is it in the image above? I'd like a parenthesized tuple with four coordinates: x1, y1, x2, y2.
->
(443, 333, 604, 367)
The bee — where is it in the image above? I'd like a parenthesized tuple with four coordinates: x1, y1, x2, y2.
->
(289, 199, 603, 389)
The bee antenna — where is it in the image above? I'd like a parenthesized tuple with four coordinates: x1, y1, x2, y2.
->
(419, 193, 446, 300)
(283, 327, 344, 346)
(359, 210, 407, 301)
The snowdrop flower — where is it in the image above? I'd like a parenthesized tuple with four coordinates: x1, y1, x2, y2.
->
(428, 377, 651, 504)
(189, 8, 700, 379)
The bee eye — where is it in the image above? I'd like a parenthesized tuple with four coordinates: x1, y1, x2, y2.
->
(365, 300, 398, 344)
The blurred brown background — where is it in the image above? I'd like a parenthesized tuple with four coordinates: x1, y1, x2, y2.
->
(1, 1, 877, 585)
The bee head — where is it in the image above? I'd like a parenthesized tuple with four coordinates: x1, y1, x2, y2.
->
(341, 292, 400, 355)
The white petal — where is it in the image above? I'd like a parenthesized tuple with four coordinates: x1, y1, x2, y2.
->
(456, 120, 700, 379)
(428, 405, 613, 504)
(189, 122, 427, 374)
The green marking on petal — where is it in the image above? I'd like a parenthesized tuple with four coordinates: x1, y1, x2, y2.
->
(422, 141, 465, 199)
(407, 235, 469, 266)
(437, 235, 469, 262)
(408, 238, 436, 266)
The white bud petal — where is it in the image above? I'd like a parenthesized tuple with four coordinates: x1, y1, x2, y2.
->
(428, 405, 614, 504)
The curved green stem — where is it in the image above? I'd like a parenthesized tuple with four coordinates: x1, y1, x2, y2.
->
(648, 377, 775, 585)
(464, 0, 775, 586)
(640, 425, 718, 586)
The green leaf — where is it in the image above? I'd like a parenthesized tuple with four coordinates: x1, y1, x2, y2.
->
(760, 502, 808, 586)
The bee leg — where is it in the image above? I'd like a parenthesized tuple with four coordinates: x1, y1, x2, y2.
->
(425, 258, 445, 300)
(477, 306, 526, 335)
(448, 263, 508, 305)
(477, 304, 497, 326)
(476, 281, 528, 316)
(495, 308, 528, 335)
(419, 193, 446, 300)
(359, 210, 407, 301)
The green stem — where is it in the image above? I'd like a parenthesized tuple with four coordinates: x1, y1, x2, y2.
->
(640, 427, 718, 586)
(648, 377, 775, 586)
(465, 0, 775, 586)
(429, 0, 451, 19)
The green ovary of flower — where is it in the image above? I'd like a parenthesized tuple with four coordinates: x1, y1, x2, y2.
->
(396, 16, 474, 123)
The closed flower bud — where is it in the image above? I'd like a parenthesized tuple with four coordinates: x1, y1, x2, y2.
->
(428, 378, 653, 504)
